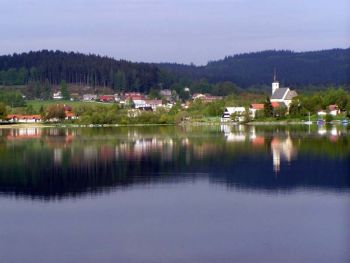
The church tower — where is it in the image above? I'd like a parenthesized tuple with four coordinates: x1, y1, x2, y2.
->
(272, 69, 279, 95)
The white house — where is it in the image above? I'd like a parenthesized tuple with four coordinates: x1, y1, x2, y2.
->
(53, 91, 63, 100)
(221, 107, 247, 122)
(83, 94, 97, 101)
(270, 74, 297, 108)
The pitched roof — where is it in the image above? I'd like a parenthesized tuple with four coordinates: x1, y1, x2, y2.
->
(271, 102, 281, 108)
(284, 90, 298, 100)
(271, 88, 289, 100)
(250, 103, 264, 110)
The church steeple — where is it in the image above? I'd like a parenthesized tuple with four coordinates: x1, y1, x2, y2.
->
(272, 68, 279, 95)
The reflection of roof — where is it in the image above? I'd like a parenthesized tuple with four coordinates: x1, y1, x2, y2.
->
(271, 88, 289, 100)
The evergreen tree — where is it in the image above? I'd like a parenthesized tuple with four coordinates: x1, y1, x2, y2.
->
(60, 80, 70, 100)
(0, 103, 7, 120)
(116, 70, 127, 91)
(264, 97, 273, 117)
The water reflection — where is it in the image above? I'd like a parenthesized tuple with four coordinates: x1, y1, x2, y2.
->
(0, 125, 349, 199)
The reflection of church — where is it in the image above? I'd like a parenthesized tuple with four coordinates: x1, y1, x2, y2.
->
(270, 135, 296, 173)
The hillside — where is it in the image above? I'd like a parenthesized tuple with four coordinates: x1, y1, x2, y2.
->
(0, 50, 159, 93)
(0, 48, 349, 94)
(158, 48, 350, 88)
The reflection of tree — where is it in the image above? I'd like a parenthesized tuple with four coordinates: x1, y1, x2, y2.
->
(0, 126, 349, 199)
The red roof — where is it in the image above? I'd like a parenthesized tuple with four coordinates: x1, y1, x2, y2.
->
(145, 99, 162, 105)
(7, 114, 41, 120)
(271, 102, 280, 108)
(65, 111, 75, 118)
(328, 105, 338, 111)
(250, 104, 264, 110)
(99, 95, 115, 101)
(129, 95, 144, 100)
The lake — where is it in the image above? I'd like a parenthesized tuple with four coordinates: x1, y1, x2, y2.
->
(0, 125, 349, 263)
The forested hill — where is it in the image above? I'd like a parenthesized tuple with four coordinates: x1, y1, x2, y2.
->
(158, 48, 350, 88)
(1, 49, 349, 92)
(0, 50, 159, 92)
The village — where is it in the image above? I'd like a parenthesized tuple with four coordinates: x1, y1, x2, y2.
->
(1, 75, 349, 125)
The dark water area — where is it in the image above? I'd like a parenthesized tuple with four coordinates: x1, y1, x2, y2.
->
(0, 125, 349, 262)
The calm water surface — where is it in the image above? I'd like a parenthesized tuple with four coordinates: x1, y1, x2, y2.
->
(0, 125, 349, 263)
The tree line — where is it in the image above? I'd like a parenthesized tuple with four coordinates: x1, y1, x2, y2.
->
(158, 48, 350, 88)
(0, 50, 159, 93)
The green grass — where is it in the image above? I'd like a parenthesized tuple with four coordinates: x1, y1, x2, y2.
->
(26, 100, 111, 111)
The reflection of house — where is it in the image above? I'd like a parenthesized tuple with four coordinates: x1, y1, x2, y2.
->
(6, 128, 41, 140)
(270, 73, 297, 108)
(221, 124, 247, 142)
(271, 136, 296, 173)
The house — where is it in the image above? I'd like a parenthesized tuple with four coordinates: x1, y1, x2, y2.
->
(160, 89, 172, 101)
(65, 111, 77, 120)
(62, 105, 76, 120)
(318, 105, 340, 117)
(192, 93, 206, 100)
(250, 103, 264, 118)
(221, 107, 246, 122)
(328, 105, 340, 116)
(99, 95, 115, 103)
(143, 99, 163, 110)
(83, 94, 97, 101)
(192, 93, 222, 103)
(53, 91, 63, 100)
(270, 73, 297, 108)
(202, 95, 222, 103)
(7, 114, 42, 123)
(130, 95, 146, 108)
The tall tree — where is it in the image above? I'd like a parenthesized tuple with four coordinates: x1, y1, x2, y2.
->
(60, 80, 70, 100)
(0, 103, 7, 120)
(264, 97, 273, 117)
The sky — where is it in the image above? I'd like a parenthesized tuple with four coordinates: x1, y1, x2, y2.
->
(0, 0, 349, 65)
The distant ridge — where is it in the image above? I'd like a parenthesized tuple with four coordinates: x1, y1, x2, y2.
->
(0, 48, 349, 90)
(0, 50, 159, 93)
(157, 48, 350, 88)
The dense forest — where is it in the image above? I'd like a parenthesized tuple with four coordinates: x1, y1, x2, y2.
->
(0, 50, 160, 93)
(158, 48, 350, 88)
(0, 48, 349, 94)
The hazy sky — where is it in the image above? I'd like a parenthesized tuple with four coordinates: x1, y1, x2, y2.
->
(1, 0, 349, 64)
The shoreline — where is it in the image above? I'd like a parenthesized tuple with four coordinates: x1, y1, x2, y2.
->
(0, 121, 323, 129)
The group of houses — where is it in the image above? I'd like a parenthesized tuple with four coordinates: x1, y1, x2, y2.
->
(221, 75, 299, 122)
(6, 105, 76, 123)
(81, 91, 174, 111)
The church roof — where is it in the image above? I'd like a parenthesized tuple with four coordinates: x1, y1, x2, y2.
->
(285, 90, 298, 100)
(271, 88, 289, 100)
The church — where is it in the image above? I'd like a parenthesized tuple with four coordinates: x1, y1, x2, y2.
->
(270, 73, 297, 108)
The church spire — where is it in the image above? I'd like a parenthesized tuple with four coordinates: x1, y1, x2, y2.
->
(273, 67, 277, 82)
